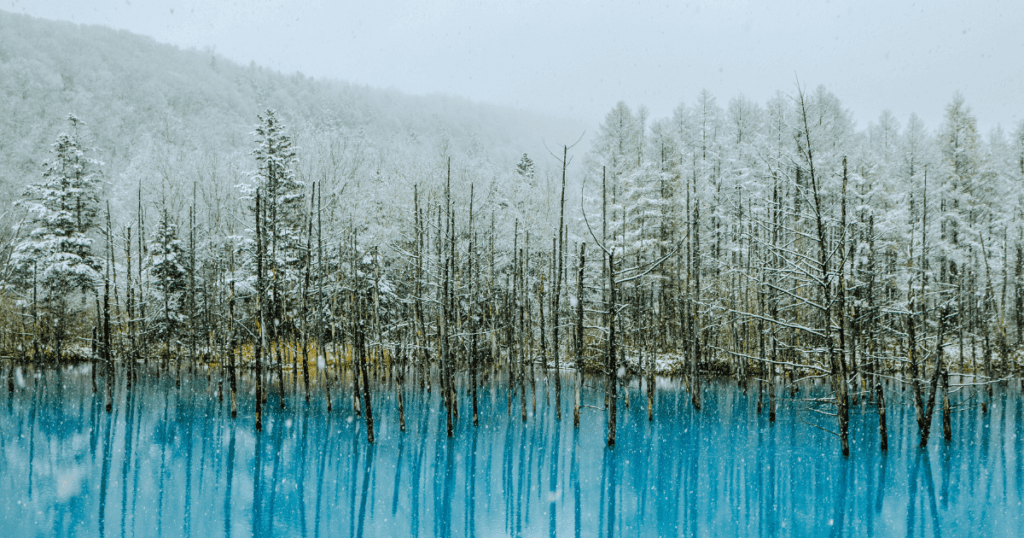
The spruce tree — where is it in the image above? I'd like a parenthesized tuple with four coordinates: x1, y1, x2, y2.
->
(10, 115, 102, 361)
(251, 109, 304, 273)
(147, 207, 187, 341)
(246, 109, 304, 332)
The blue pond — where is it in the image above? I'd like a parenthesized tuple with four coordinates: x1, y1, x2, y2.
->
(2, 367, 1023, 537)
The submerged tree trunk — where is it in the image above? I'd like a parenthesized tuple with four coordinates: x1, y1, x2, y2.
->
(357, 304, 375, 444)
(255, 189, 266, 433)
(607, 251, 618, 447)
(942, 368, 952, 442)
(876, 382, 888, 452)
(574, 243, 585, 429)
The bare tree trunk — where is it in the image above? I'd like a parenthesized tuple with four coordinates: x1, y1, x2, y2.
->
(124, 225, 136, 391)
(357, 299, 375, 444)
(396, 342, 406, 432)
(942, 368, 952, 442)
(350, 232, 362, 417)
(104, 205, 114, 414)
(228, 277, 238, 418)
(797, 89, 847, 456)
(553, 145, 569, 421)
(574, 243, 585, 429)
(469, 185, 479, 427)
(301, 194, 313, 403)
(518, 246, 528, 424)
(316, 184, 332, 413)
(690, 171, 702, 411)
(607, 250, 617, 447)
(441, 165, 455, 436)
(255, 189, 265, 433)
(188, 201, 196, 379)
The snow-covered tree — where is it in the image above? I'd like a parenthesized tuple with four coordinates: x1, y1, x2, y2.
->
(146, 207, 187, 340)
(244, 109, 306, 330)
(515, 153, 535, 185)
(247, 109, 305, 273)
(938, 93, 986, 254)
(9, 115, 103, 358)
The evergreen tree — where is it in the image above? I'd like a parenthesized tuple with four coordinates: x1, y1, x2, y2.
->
(515, 153, 535, 184)
(147, 207, 187, 340)
(244, 109, 305, 330)
(11, 115, 102, 290)
(9, 115, 103, 359)
(251, 108, 305, 271)
(8, 114, 101, 360)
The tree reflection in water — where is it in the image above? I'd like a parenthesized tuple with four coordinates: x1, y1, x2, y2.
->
(2, 367, 1024, 537)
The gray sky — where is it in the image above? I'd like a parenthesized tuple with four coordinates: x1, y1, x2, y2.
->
(8, 0, 1024, 135)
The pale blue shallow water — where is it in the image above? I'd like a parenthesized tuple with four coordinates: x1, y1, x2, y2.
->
(2, 367, 1022, 537)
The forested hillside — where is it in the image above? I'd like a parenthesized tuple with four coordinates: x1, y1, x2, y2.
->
(0, 10, 583, 229)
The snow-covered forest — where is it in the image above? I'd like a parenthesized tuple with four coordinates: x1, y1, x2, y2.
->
(3, 9, 1024, 453)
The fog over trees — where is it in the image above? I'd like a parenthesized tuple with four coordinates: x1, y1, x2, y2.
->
(3, 10, 1024, 457)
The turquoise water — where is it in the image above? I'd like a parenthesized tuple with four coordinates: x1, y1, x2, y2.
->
(2, 367, 1022, 537)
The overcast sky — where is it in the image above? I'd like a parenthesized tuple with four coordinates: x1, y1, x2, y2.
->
(7, 0, 1024, 135)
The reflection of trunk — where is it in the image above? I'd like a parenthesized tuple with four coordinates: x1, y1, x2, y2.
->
(97, 399, 114, 536)
(313, 414, 332, 534)
(119, 387, 136, 534)
(223, 422, 236, 537)
(468, 427, 479, 537)
(548, 416, 561, 537)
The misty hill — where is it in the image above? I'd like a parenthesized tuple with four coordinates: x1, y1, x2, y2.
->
(0, 10, 585, 227)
